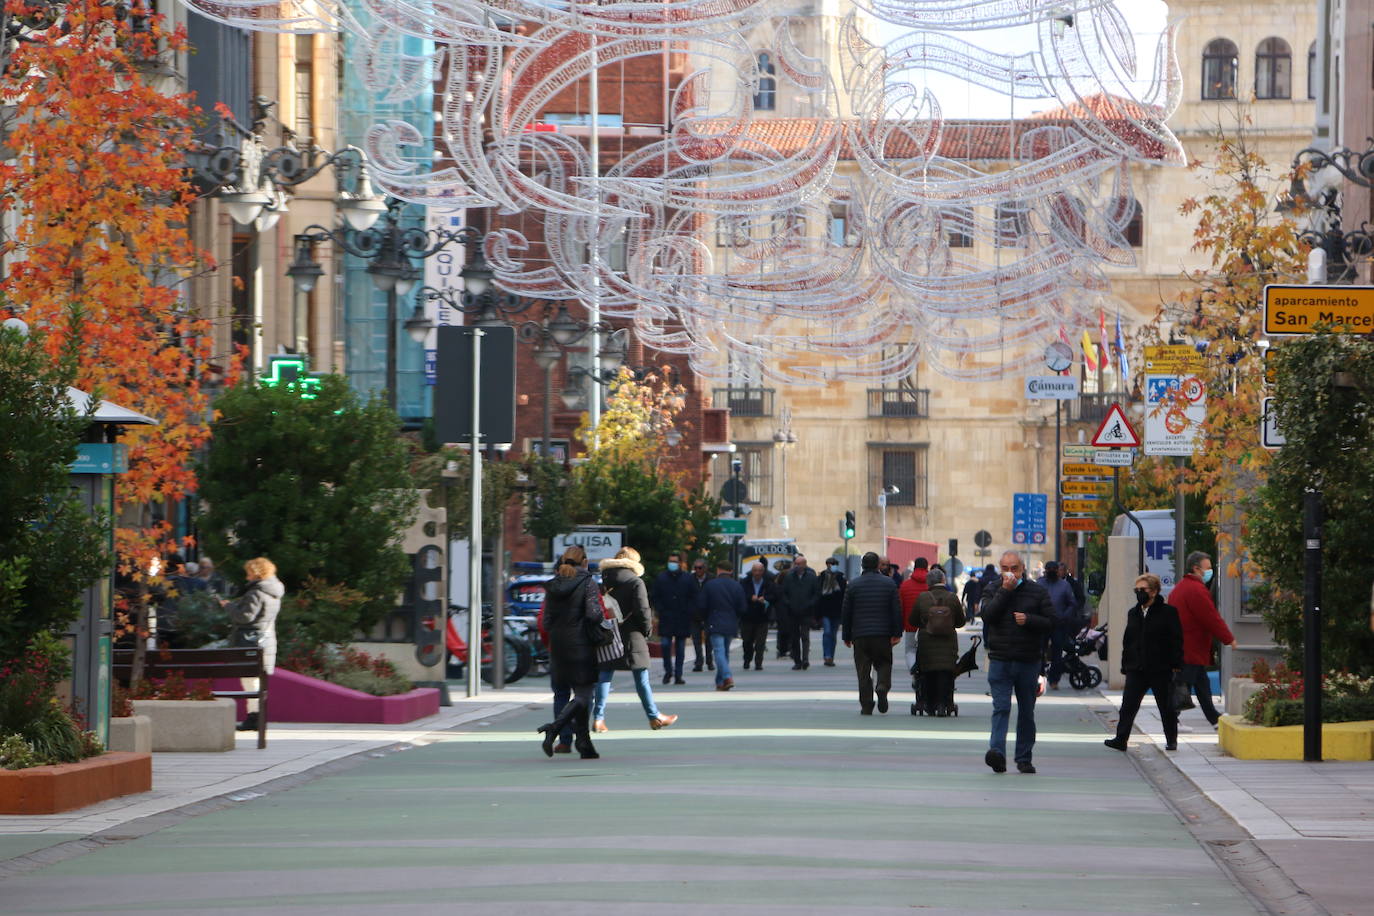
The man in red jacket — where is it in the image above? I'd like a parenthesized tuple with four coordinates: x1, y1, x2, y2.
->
(898, 558, 930, 691)
(1170, 551, 1236, 727)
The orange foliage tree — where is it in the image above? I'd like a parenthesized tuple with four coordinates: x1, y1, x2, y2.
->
(0, 0, 228, 579)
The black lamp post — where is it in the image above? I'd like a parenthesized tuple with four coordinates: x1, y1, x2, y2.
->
(287, 197, 463, 411)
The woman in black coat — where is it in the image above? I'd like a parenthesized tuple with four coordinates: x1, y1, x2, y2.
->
(1105, 573, 1184, 752)
(591, 547, 678, 732)
(537, 545, 605, 759)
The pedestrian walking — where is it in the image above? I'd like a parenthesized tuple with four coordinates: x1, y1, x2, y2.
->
(536, 545, 604, 759)
(591, 547, 678, 733)
(536, 601, 572, 753)
(841, 552, 902, 714)
(689, 558, 714, 672)
(780, 554, 819, 669)
(222, 556, 284, 733)
(879, 556, 904, 585)
(698, 560, 745, 690)
(773, 559, 793, 659)
(911, 567, 966, 716)
(816, 557, 847, 666)
(652, 551, 695, 685)
(981, 550, 1054, 774)
(739, 561, 775, 670)
(1105, 573, 1184, 752)
(1170, 551, 1235, 728)
(1037, 560, 1081, 690)
(961, 565, 988, 620)
(898, 557, 929, 678)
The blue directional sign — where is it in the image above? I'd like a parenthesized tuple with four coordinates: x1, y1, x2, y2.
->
(1012, 492, 1048, 545)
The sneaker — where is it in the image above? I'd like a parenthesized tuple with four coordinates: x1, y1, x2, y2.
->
(722, 678, 734, 690)
(1017, 761, 1037, 774)
(1103, 737, 1127, 752)
(876, 692, 889, 714)
(984, 749, 1007, 773)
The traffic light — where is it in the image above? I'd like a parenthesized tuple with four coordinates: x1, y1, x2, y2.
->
(948, 538, 958, 558)
(843, 510, 856, 540)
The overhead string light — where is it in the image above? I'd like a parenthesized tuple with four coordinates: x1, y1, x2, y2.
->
(181, 0, 1181, 383)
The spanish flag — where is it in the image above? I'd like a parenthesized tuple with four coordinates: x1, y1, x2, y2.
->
(1081, 328, 1099, 372)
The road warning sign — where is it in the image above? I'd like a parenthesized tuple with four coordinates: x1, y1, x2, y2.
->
(1091, 404, 1141, 448)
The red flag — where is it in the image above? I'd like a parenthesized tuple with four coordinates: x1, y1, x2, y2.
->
(1098, 309, 1111, 370)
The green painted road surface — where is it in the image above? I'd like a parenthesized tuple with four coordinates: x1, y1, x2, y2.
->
(3, 646, 1259, 915)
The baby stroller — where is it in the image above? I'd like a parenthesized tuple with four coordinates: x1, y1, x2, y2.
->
(909, 636, 979, 717)
(1062, 623, 1107, 690)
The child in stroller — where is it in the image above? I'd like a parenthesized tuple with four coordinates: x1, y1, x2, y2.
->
(1058, 623, 1107, 690)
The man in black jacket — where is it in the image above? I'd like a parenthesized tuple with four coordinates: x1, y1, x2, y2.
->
(841, 552, 903, 715)
(738, 562, 776, 671)
(980, 550, 1055, 774)
(780, 555, 819, 670)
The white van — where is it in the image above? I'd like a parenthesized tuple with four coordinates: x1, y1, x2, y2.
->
(1110, 509, 1177, 595)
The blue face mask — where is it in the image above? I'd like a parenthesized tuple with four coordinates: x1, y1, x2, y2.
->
(1201, 568, 1214, 585)
(667, 562, 679, 572)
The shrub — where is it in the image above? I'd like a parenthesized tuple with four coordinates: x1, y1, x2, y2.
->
(279, 645, 413, 697)
(127, 670, 217, 701)
(170, 590, 232, 648)
(0, 734, 40, 770)
(1244, 667, 1374, 725)
(1259, 697, 1374, 728)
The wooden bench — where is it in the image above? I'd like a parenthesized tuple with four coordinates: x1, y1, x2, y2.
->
(112, 648, 269, 749)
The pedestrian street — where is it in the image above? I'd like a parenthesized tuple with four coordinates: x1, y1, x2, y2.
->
(2, 639, 1262, 915)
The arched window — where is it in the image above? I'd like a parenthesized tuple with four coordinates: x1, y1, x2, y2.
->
(1202, 38, 1238, 100)
(1110, 197, 1143, 248)
(1307, 41, 1318, 100)
(753, 52, 776, 111)
(1255, 37, 1292, 100)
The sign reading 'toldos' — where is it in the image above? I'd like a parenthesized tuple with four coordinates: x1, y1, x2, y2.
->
(1264, 285, 1374, 335)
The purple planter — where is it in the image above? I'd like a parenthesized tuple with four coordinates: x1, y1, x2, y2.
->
(214, 669, 440, 724)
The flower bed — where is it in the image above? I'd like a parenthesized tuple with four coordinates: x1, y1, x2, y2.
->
(1, 634, 104, 771)
(215, 669, 439, 724)
(0, 752, 152, 815)
(1242, 662, 1374, 726)
(280, 646, 414, 696)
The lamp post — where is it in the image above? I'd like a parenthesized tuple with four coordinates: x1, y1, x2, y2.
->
(287, 197, 463, 411)
(773, 406, 797, 531)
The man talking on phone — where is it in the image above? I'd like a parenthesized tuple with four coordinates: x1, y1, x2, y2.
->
(980, 550, 1055, 774)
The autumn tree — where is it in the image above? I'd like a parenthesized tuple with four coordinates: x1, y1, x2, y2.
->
(1140, 117, 1305, 559)
(0, 0, 223, 587)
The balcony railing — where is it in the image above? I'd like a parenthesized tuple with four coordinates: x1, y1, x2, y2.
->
(1070, 392, 1120, 425)
(867, 388, 930, 418)
(712, 387, 775, 418)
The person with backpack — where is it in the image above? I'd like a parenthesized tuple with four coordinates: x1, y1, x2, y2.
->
(816, 557, 847, 666)
(911, 567, 966, 716)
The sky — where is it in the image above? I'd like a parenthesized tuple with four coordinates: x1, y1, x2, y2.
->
(863, 1, 1172, 119)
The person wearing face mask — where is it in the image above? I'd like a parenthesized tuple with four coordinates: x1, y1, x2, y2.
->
(1036, 560, 1081, 690)
(652, 551, 696, 685)
(980, 550, 1055, 774)
(816, 557, 847, 666)
(1169, 551, 1236, 728)
(1105, 573, 1184, 752)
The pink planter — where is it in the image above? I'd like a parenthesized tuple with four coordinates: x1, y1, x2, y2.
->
(214, 669, 440, 724)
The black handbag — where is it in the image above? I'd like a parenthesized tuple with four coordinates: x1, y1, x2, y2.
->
(231, 626, 261, 647)
(1171, 671, 1196, 711)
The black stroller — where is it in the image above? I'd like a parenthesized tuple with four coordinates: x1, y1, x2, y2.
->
(1062, 623, 1107, 690)
(909, 635, 980, 717)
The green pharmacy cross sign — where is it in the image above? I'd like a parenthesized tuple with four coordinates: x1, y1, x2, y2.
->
(261, 355, 323, 399)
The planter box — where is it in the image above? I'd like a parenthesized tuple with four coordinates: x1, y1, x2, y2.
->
(216, 669, 439, 724)
(1225, 677, 1266, 716)
(108, 715, 152, 753)
(1218, 715, 1374, 760)
(131, 698, 236, 752)
(0, 752, 152, 815)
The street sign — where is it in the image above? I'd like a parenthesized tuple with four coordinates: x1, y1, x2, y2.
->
(713, 517, 748, 536)
(1144, 373, 1206, 457)
(435, 326, 517, 445)
(1061, 480, 1112, 496)
(1061, 462, 1109, 478)
(1264, 284, 1374, 335)
(1062, 444, 1099, 458)
(1061, 498, 1102, 514)
(1143, 344, 1206, 373)
(1091, 403, 1141, 448)
(1092, 449, 1134, 467)
(1261, 397, 1286, 449)
(1063, 517, 1100, 532)
(973, 529, 992, 549)
(1024, 375, 1080, 399)
(1012, 493, 1047, 544)
(553, 527, 624, 562)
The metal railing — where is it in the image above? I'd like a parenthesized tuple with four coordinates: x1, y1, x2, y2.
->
(867, 388, 930, 418)
(1070, 392, 1119, 425)
(712, 387, 775, 418)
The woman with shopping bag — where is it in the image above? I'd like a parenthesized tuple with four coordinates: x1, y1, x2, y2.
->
(591, 547, 678, 733)
(1104, 573, 1184, 752)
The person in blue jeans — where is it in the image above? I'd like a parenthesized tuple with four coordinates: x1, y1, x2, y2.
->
(592, 548, 678, 732)
(699, 560, 745, 690)
(816, 557, 847, 666)
(979, 550, 1055, 774)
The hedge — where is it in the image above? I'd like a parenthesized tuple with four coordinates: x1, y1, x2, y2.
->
(1260, 696, 1374, 727)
